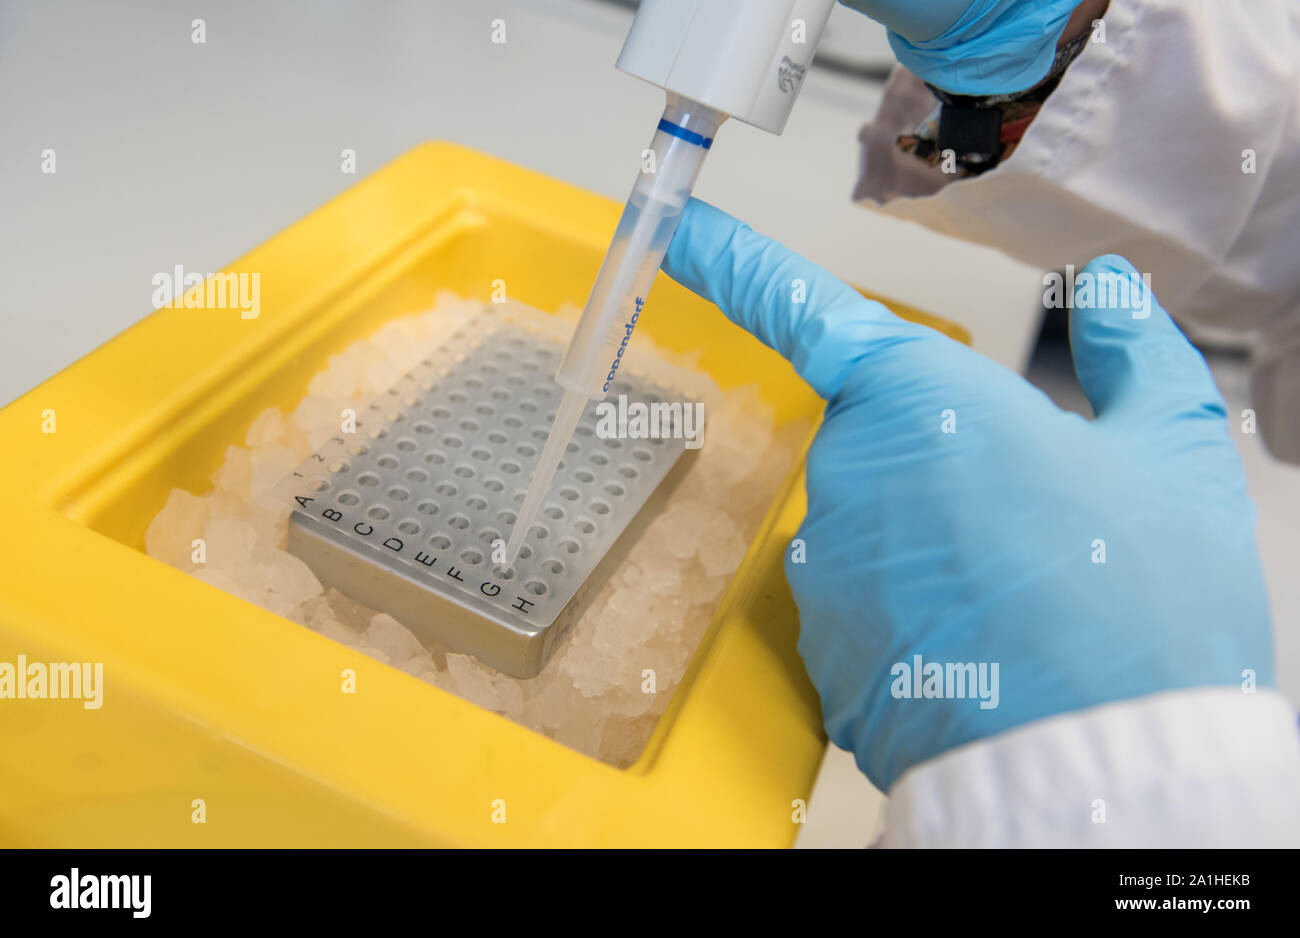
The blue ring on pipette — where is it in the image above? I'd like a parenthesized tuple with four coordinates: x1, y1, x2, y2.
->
(657, 119, 713, 149)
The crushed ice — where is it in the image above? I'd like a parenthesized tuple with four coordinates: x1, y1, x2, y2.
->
(144, 294, 806, 767)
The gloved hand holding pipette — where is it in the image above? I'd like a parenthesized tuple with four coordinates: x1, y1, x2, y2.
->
(663, 197, 1300, 847)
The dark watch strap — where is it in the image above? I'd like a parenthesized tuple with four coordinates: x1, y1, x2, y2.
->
(901, 30, 1093, 174)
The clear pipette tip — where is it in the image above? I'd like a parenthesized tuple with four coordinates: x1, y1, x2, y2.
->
(502, 387, 589, 566)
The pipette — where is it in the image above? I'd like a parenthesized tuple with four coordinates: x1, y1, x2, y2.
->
(503, 0, 835, 565)
(504, 95, 725, 564)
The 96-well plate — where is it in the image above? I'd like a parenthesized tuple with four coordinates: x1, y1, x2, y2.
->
(275, 308, 690, 677)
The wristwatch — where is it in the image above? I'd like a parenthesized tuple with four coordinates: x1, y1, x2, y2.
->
(897, 30, 1092, 174)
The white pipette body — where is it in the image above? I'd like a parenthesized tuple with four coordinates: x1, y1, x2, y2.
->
(503, 95, 725, 565)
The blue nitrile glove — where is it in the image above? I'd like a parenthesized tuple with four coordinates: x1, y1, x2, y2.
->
(839, 0, 1082, 94)
(663, 199, 1275, 792)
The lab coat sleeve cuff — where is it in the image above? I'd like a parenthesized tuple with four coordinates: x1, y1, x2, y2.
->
(877, 687, 1300, 847)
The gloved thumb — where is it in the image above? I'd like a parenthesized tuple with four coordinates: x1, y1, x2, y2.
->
(663, 199, 937, 400)
(1068, 254, 1228, 432)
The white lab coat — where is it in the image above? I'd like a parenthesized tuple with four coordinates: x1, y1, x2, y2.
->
(853, 0, 1300, 461)
(879, 688, 1300, 847)
(854, 0, 1300, 846)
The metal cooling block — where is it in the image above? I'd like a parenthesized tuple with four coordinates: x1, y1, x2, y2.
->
(276, 311, 693, 678)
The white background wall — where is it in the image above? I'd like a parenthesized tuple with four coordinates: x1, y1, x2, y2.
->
(0, 0, 1047, 413)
